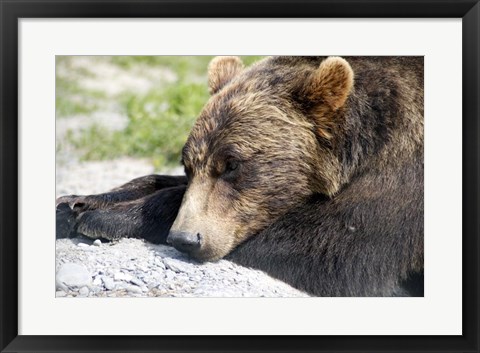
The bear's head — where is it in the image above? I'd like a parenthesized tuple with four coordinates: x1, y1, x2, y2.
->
(167, 56, 354, 261)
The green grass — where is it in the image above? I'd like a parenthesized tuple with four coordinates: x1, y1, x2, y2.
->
(71, 82, 209, 168)
(59, 56, 265, 169)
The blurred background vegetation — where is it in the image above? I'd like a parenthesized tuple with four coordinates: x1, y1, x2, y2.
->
(56, 56, 264, 170)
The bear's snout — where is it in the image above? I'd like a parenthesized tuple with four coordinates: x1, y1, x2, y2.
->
(167, 231, 203, 254)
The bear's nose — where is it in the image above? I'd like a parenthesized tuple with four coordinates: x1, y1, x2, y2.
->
(167, 231, 202, 254)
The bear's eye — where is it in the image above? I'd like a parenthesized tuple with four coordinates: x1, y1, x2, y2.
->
(225, 160, 238, 173)
(222, 160, 240, 180)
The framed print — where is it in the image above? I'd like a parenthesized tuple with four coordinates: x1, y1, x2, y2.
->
(1, 0, 479, 352)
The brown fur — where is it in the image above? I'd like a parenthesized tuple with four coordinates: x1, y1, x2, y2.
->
(305, 56, 354, 111)
(173, 56, 423, 263)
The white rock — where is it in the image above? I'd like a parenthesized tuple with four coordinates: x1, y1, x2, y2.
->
(154, 258, 166, 270)
(163, 258, 191, 273)
(90, 286, 103, 294)
(126, 284, 142, 294)
(93, 239, 102, 246)
(78, 243, 95, 252)
(114, 272, 133, 282)
(165, 270, 175, 280)
(56, 263, 92, 291)
(79, 286, 90, 296)
(102, 277, 116, 290)
(130, 277, 144, 287)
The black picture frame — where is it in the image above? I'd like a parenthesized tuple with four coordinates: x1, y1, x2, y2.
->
(1, 1, 479, 352)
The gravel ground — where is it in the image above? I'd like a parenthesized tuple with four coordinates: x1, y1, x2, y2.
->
(56, 159, 309, 298)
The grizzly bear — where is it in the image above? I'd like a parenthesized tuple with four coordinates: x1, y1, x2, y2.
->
(56, 56, 424, 297)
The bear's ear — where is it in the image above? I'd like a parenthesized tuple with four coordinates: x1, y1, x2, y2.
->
(208, 56, 244, 95)
(305, 57, 354, 111)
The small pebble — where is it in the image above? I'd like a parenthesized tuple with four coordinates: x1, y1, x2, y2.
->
(114, 272, 132, 282)
(102, 277, 116, 291)
(126, 285, 143, 294)
(130, 277, 144, 287)
(92, 276, 102, 286)
(163, 258, 190, 273)
(79, 286, 89, 296)
(93, 239, 102, 246)
(115, 282, 127, 290)
(154, 258, 166, 270)
(90, 286, 103, 294)
(147, 281, 159, 289)
(165, 270, 175, 281)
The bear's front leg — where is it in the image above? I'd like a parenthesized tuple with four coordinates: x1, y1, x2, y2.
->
(56, 174, 186, 239)
(71, 185, 185, 244)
